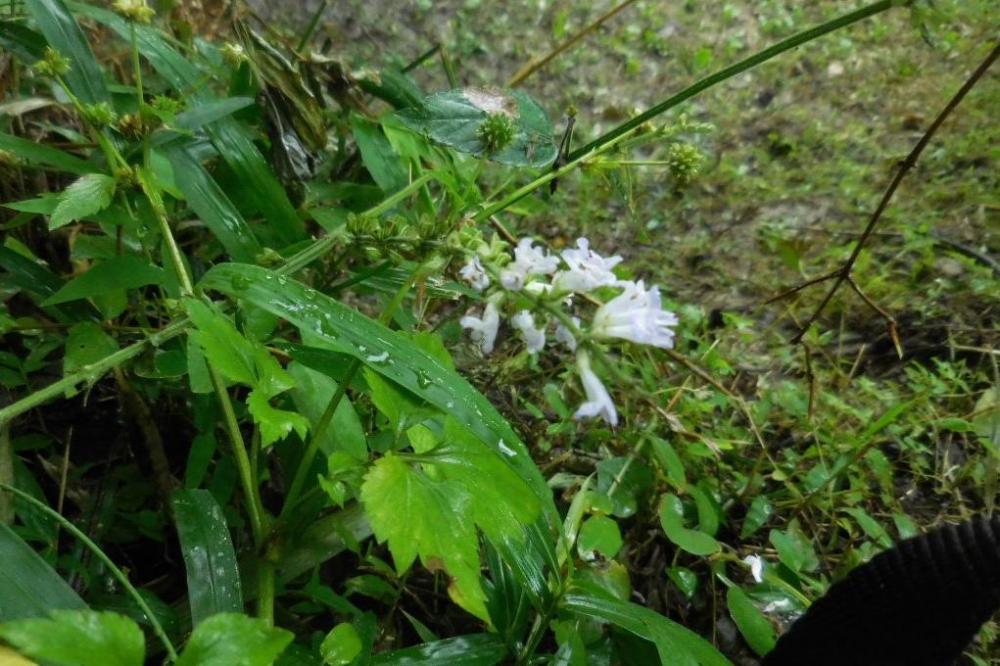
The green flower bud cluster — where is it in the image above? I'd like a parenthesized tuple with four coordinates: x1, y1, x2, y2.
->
(33, 47, 71, 78)
(476, 112, 516, 154)
(665, 142, 704, 186)
(82, 102, 117, 128)
(221, 43, 249, 67)
(112, 0, 155, 23)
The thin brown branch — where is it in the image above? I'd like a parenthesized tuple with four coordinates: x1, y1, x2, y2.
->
(846, 275, 903, 358)
(787, 41, 1000, 343)
(507, 0, 639, 87)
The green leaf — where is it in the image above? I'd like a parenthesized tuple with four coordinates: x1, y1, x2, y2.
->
(164, 146, 262, 263)
(650, 436, 686, 490)
(0, 609, 144, 666)
(0, 132, 94, 174)
(371, 633, 507, 665)
(63, 322, 117, 375)
(658, 494, 720, 556)
(843, 508, 893, 549)
(176, 613, 293, 666)
(321, 623, 362, 665)
(49, 174, 116, 230)
(396, 88, 557, 167)
(740, 496, 773, 539)
(726, 587, 776, 656)
(577, 515, 623, 561)
(288, 362, 367, 461)
(667, 566, 699, 600)
(421, 418, 541, 543)
(769, 527, 819, 573)
(25, 0, 109, 105)
(198, 264, 554, 522)
(170, 490, 243, 626)
(44, 255, 165, 305)
(185, 300, 257, 386)
(351, 115, 409, 193)
(0, 524, 86, 622)
(563, 592, 731, 666)
(246, 389, 310, 447)
(361, 453, 488, 621)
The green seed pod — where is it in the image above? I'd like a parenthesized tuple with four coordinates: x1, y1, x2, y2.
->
(666, 142, 704, 186)
(476, 112, 516, 154)
(33, 47, 71, 78)
(82, 102, 117, 128)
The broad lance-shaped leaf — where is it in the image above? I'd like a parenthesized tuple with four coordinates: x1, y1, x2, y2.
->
(43, 255, 165, 306)
(726, 586, 776, 657)
(164, 146, 262, 263)
(25, 0, 110, 105)
(0, 132, 94, 175)
(0, 609, 145, 666)
(0, 524, 86, 622)
(198, 263, 555, 520)
(170, 490, 243, 626)
(562, 591, 732, 666)
(361, 453, 489, 621)
(396, 88, 557, 168)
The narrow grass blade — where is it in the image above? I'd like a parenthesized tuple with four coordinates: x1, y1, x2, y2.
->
(372, 633, 507, 665)
(170, 489, 244, 625)
(24, 0, 109, 104)
(0, 523, 87, 622)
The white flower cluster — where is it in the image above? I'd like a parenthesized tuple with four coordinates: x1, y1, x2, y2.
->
(458, 236, 680, 428)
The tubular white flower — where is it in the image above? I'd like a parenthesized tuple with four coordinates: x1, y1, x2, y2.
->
(573, 350, 618, 426)
(460, 300, 500, 354)
(499, 237, 559, 291)
(555, 316, 580, 351)
(510, 310, 546, 354)
(742, 555, 765, 583)
(552, 237, 623, 293)
(592, 280, 679, 349)
(459, 256, 490, 291)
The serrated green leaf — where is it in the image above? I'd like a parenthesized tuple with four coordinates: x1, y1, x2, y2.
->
(361, 453, 488, 621)
(44, 255, 165, 305)
(658, 494, 720, 556)
(176, 613, 292, 666)
(726, 586, 776, 656)
(0, 609, 144, 666)
(0, 524, 86, 622)
(396, 88, 557, 167)
(49, 174, 116, 230)
(247, 388, 310, 447)
(185, 300, 257, 386)
(170, 490, 243, 626)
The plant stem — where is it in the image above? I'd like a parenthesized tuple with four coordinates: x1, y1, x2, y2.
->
(568, 0, 897, 161)
(278, 263, 422, 519)
(0, 482, 179, 661)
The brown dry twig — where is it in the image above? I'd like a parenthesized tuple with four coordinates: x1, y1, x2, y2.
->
(769, 42, 1000, 345)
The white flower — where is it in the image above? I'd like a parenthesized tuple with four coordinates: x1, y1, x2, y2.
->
(459, 256, 490, 291)
(499, 237, 559, 291)
(510, 310, 546, 354)
(552, 237, 622, 293)
(743, 555, 764, 583)
(592, 280, 678, 349)
(555, 317, 580, 351)
(573, 350, 618, 426)
(460, 300, 500, 354)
